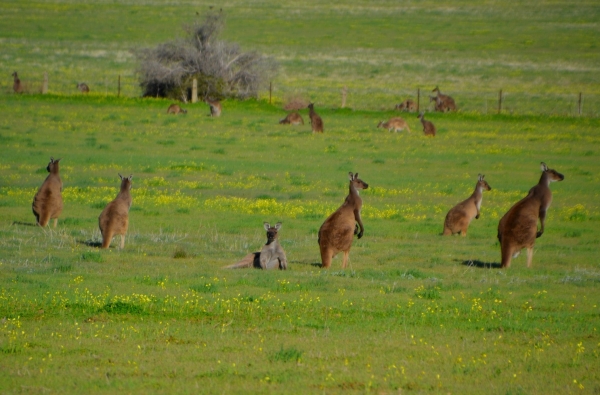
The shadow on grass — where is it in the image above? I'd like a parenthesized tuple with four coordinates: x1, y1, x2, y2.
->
(12, 221, 37, 227)
(77, 239, 103, 248)
(459, 259, 503, 269)
(289, 260, 323, 268)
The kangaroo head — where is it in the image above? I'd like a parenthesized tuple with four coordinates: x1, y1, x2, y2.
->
(307, 103, 314, 110)
(540, 162, 565, 182)
(432, 86, 440, 93)
(417, 112, 424, 119)
(477, 174, 492, 191)
(263, 222, 282, 244)
(119, 173, 133, 190)
(12, 71, 17, 78)
(46, 157, 61, 173)
(348, 172, 369, 190)
(377, 121, 384, 128)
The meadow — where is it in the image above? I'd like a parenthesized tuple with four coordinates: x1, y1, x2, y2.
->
(1, 0, 600, 394)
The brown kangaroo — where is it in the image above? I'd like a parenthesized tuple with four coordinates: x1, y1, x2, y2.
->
(377, 117, 411, 133)
(318, 172, 368, 269)
(432, 86, 456, 112)
(206, 98, 222, 117)
(279, 112, 304, 125)
(417, 112, 436, 136)
(395, 99, 416, 112)
(12, 72, 23, 94)
(77, 83, 90, 93)
(167, 104, 187, 114)
(308, 103, 324, 133)
(32, 157, 63, 227)
(98, 174, 133, 249)
(443, 174, 492, 236)
(225, 222, 288, 270)
(497, 163, 564, 268)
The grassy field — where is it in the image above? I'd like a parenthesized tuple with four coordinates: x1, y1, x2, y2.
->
(1, 0, 600, 114)
(0, 93, 599, 394)
(1, 0, 600, 394)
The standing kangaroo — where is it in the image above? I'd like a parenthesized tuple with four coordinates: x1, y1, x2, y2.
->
(432, 86, 456, 112)
(443, 174, 492, 236)
(417, 112, 436, 136)
(12, 71, 23, 94)
(377, 117, 411, 133)
(497, 163, 564, 268)
(206, 98, 222, 117)
(225, 222, 288, 270)
(32, 157, 63, 227)
(308, 103, 324, 133)
(279, 112, 304, 125)
(167, 104, 187, 114)
(318, 172, 368, 269)
(99, 174, 133, 249)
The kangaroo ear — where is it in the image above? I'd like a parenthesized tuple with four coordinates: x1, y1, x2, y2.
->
(54, 158, 61, 163)
(540, 162, 548, 172)
(128, 174, 133, 181)
(263, 222, 270, 231)
(478, 174, 483, 181)
(348, 172, 354, 181)
(354, 172, 359, 180)
(275, 222, 282, 230)
(49, 157, 54, 163)
(119, 173, 123, 180)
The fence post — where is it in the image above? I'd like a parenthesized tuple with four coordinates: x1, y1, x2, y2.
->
(269, 82, 272, 104)
(578, 92, 582, 116)
(417, 88, 420, 112)
(118, 75, 121, 97)
(498, 89, 503, 114)
(42, 72, 48, 94)
(341, 86, 347, 108)
(192, 79, 198, 103)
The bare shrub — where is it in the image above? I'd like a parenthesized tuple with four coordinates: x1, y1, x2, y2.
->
(135, 10, 278, 101)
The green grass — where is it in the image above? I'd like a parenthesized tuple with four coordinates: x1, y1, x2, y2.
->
(1, 0, 600, 393)
(0, 94, 599, 393)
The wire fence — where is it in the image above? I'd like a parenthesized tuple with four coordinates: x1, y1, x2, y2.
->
(4, 73, 599, 118)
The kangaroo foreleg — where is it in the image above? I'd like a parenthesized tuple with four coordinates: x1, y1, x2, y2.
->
(537, 208, 547, 238)
(354, 210, 364, 239)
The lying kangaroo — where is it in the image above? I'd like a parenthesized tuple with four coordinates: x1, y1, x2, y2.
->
(167, 104, 187, 114)
(77, 83, 90, 93)
(308, 103, 324, 133)
(98, 174, 133, 249)
(377, 117, 411, 133)
(443, 174, 491, 236)
(279, 112, 304, 125)
(318, 172, 368, 269)
(225, 222, 288, 270)
(32, 157, 63, 227)
(497, 163, 564, 268)
(417, 112, 436, 136)
(395, 99, 416, 112)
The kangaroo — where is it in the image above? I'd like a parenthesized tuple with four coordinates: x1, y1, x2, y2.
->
(12, 71, 23, 94)
(77, 83, 90, 93)
(417, 112, 436, 137)
(279, 112, 304, 125)
(443, 174, 492, 236)
(318, 172, 369, 269)
(206, 98, 222, 117)
(308, 103, 324, 133)
(432, 86, 456, 112)
(32, 157, 63, 227)
(395, 99, 416, 112)
(98, 174, 133, 249)
(225, 222, 288, 270)
(497, 163, 564, 268)
(377, 117, 411, 133)
(167, 104, 187, 114)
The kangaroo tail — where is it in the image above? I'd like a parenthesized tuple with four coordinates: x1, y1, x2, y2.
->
(224, 253, 259, 269)
(101, 229, 114, 249)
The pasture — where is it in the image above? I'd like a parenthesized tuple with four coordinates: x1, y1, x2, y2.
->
(1, 0, 600, 393)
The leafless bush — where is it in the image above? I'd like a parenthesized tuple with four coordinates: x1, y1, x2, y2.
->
(135, 11, 278, 101)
